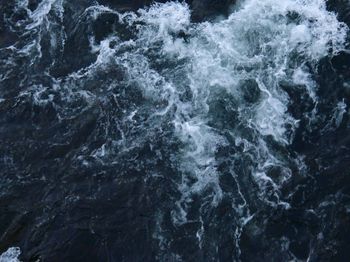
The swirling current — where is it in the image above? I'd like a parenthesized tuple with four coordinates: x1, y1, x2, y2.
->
(0, 0, 350, 261)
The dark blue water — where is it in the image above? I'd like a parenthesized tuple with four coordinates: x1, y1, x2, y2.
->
(0, 0, 350, 261)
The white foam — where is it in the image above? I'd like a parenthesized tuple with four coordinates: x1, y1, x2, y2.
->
(80, 0, 348, 212)
(0, 247, 21, 262)
(333, 100, 347, 127)
(26, 0, 57, 30)
(290, 24, 312, 45)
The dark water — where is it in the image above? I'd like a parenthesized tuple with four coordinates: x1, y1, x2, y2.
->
(0, 0, 350, 261)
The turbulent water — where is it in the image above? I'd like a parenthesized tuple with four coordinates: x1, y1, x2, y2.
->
(0, 0, 350, 261)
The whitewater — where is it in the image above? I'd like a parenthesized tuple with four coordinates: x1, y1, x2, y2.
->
(0, 0, 349, 261)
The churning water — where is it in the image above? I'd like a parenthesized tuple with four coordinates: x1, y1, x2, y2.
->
(0, 0, 350, 261)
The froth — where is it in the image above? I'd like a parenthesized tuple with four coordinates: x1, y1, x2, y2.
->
(82, 0, 348, 212)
